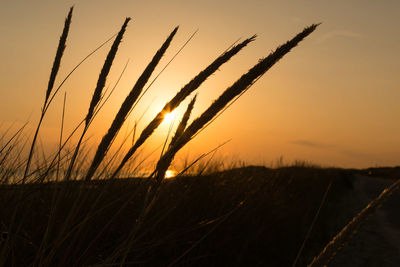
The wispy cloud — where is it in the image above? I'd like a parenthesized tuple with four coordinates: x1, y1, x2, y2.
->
(339, 149, 375, 160)
(289, 140, 334, 149)
(317, 30, 362, 43)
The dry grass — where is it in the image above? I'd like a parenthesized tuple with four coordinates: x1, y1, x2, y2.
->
(3, 6, 398, 267)
(85, 26, 178, 181)
(23, 7, 74, 183)
(65, 17, 131, 181)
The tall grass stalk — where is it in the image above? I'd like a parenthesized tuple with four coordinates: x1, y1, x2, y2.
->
(64, 17, 131, 181)
(178, 139, 230, 177)
(109, 36, 257, 179)
(85, 26, 179, 181)
(131, 29, 198, 112)
(154, 24, 319, 180)
(169, 94, 197, 148)
(22, 7, 73, 183)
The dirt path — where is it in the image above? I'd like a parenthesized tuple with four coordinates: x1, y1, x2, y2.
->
(330, 175, 400, 266)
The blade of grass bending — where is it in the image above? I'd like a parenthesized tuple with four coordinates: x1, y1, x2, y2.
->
(85, 26, 179, 181)
(95, 123, 136, 179)
(309, 178, 400, 267)
(155, 24, 319, 181)
(169, 94, 197, 148)
(44, 7, 73, 106)
(56, 92, 66, 182)
(292, 180, 332, 267)
(36, 118, 84, 181)
(191, 75, 263, 140)
(0, 121, 7, 141)
(0, 122, 28, 155)
(167, 201, 244, 267)
(148, 139, 230, 179)
(131, 29, 198, 112)
(132, 121, 137, 146)
(110, 35, 256, 179)
(85, 17, 131, 127)
(0, 121, 15, 145)
(159, 115, 176, 159)
(222, 37, 242, 54)
(148, 95, 197, 178)
(0, 133, 27, 176)
(80, 60, 130, 180)
(128, 145, 162, 178)
(65, 17, 131, 181)
(44, 33, 118, 114)
(34, 33, 120, 181)
(197, 141, 223, 175)
(93, 59, 130, 120)
(177, 139, 230, 177)
(23, 7, 73, 183)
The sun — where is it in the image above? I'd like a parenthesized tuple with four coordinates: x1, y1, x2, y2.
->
(165, 170, 177, 178)
(163, 111, 176, 124)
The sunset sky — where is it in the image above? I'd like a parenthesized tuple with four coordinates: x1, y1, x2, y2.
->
(1, 0, 399, 169)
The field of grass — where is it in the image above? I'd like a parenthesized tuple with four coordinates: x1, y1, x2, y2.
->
(0, 166, 360, 266)
(1, 7, 399, 266)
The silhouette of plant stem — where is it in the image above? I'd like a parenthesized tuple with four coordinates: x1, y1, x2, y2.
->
(309, 178, 400, 267)
(154, 24, 319, 181)
(110, 35, 256, 179)
(85, 26, 178, 181)
(64, 17, 130, 181)
(23, 7, 73, 183)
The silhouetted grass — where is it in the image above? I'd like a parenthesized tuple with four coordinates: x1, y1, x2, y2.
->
(109, 36, 257, 179)
(0, 166, 359, 266)
(3, 6, 398, 267)
(85, 26, 179, 181)
(23, 7, 74, 183)
(154, 24, 319, 181)
(65, 17, 131, 181)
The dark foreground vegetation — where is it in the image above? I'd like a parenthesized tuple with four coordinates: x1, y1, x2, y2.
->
(3, 166, 397, 266)
(2, 6, 400, 266)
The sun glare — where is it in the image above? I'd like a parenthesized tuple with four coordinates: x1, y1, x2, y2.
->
(163, 111, 176, 124)
(165, 170, 177, 178)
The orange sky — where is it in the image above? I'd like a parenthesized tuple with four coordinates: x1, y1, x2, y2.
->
(1, 0, 399, 169)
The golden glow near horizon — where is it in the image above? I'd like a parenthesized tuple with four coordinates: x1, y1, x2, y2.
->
(165, 170, 178, 179)
(1, 1, 400, 168)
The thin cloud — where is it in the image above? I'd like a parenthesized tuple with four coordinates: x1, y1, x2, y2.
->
(289, 140, 334, 149)
(317, 30, 362, 43)
(339, 149, 376, 160)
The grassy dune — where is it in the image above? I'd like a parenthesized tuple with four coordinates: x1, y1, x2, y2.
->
(1, 166, 360, 266)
